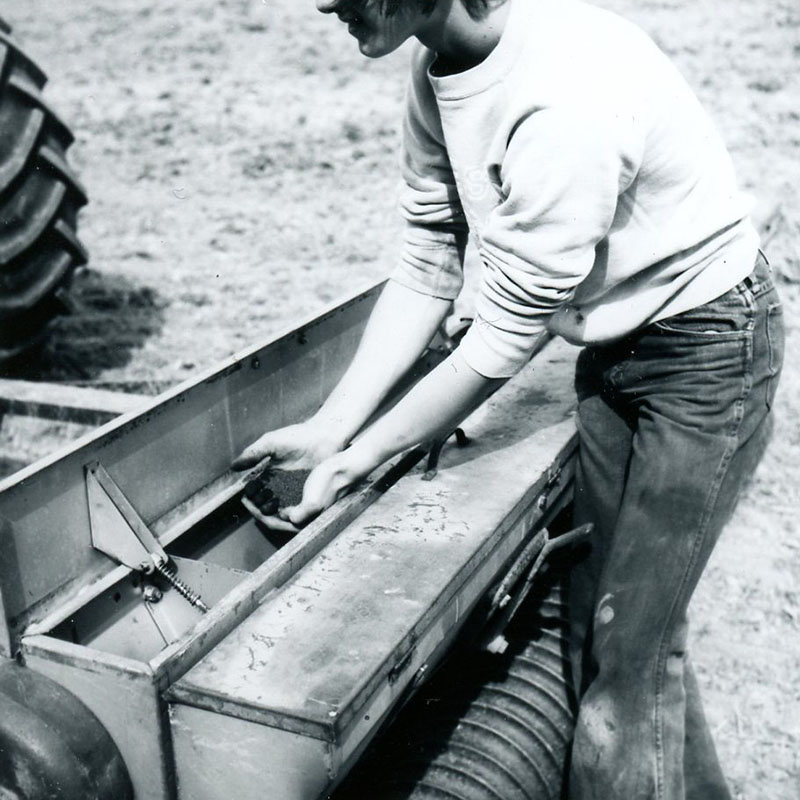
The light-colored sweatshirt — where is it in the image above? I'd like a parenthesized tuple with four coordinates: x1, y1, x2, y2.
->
(390, 0, 759, 378)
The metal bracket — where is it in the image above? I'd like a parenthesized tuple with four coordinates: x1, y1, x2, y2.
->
(537, 464, 563, 510)
(86, 462, 209, 612)
(87, 461, 168, 572)
(388, 645, 417, 684)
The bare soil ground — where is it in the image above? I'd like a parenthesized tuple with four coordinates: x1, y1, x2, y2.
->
(2, 1, 798, 797)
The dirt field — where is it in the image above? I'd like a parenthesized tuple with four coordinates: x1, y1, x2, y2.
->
(2, 1, 798, 797)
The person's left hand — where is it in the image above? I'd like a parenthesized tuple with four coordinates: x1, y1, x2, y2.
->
(280, 448, 373, 528)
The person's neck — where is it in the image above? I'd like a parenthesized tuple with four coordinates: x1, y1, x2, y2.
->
(418, 1, 512, 75)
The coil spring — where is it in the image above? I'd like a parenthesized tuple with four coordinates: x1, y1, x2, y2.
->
(153, 559, 210, 613)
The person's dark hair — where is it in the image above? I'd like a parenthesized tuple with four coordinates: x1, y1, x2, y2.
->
(379, 0, 495, 21)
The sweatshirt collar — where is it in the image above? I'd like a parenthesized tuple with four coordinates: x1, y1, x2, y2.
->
(427, 0, 531, 100)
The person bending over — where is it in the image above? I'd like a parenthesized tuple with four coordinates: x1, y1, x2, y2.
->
(234, 1, 784, 797)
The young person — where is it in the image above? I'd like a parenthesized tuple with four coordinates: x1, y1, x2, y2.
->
(234, 1, 784, 797)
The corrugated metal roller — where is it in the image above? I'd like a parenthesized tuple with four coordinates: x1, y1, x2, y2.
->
(337, 571, 576, 800)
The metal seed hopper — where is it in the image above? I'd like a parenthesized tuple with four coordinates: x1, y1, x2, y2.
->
(0, 282, 581, 800)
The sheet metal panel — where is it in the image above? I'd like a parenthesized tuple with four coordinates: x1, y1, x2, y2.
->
(170, 705, 332, 800)
(0, 282, 382, 657)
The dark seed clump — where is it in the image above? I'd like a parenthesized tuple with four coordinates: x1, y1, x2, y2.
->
(243, 467, 310, 516)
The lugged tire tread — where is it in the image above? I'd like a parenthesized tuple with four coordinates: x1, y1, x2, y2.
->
(466, 703, 567, 775)
(421, 763, 507, 800)
(7, 70, 75, 148)
(0, 16, 87, 365)
(0, 249, 71, 313)
(0, 30, 48, 88)
(0, 98, 43, 193)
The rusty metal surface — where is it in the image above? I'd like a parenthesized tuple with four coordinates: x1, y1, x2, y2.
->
(169, 339, 579, 796)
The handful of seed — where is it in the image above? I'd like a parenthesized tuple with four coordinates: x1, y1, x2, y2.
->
(242, 466, 310, 520)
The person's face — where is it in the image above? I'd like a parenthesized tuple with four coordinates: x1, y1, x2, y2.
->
(316, 0, 441, 58)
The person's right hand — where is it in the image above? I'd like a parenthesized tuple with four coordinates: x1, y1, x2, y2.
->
(231, 420, 344, 473)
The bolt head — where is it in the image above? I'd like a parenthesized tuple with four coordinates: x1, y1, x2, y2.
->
(143, 585, 163, 603)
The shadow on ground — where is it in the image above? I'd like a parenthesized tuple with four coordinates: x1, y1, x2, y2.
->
(2, 268, 167, 387)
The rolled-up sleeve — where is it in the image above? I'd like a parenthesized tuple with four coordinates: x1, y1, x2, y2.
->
(390, 53, 469, 301)
(459, 105, 641, 378)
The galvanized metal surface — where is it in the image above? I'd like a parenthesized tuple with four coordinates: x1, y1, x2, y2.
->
(0, 285, 385, 800)
(87, 460, 169, 572)
(170, 704, 332, 800)
(0, 281, 383, 658)
(46, 557, 246, 662)
(168, 338, 579, 800)
(20, 556, 250, 800)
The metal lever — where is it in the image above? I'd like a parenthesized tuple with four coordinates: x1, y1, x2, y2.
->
(86, 461, 210, 613)
(482, 523, 593, 653)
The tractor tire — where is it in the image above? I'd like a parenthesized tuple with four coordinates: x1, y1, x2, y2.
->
(336, 564, 577, 800)
(0, 16, 88, 367)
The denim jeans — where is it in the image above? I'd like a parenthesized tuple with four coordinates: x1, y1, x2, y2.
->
(566, 253, 785, 799)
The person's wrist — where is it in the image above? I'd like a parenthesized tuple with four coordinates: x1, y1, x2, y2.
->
(340, 439, 382, 483)
(304, 415, 350, 456)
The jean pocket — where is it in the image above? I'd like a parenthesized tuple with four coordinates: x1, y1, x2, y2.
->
(765, 301, 785, 409)
(652, 306, 747, 338)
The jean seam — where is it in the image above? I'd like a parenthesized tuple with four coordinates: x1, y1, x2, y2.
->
(651, 325, 754, 798)
(652, 280, 752, 338)
(651, 322, 748, 338)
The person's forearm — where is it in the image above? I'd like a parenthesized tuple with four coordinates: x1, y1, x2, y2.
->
(344, 347, 505, 476)
(280, 346, 508, 526)
(310, 280, 452, 449)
